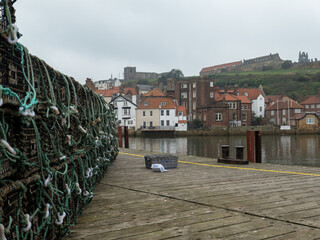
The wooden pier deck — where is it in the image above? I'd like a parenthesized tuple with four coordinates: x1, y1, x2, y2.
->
(67, 148, 320, 239)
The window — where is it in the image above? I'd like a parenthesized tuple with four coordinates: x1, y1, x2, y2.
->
(317, 104, 320, 108)
(203, 112, 206, 121)
(143, 111, 145, 116)
(210, 81, 214, 87)
(233, 113, 237, 120)
(161, 102, 166, 106)
(311, 105, 315, 108)
(233, 103, 236, 109)
(150, 121, 153, 127)
(271, 110, 274, 116)
(215, 113, 222, 121)
(166, 120, 170, 126)
(242, 113, 247, 121)
(210, 92, 214, 98)
(161, 110, 164, 116)
(181, 92, 187, 98)
(193, 91, 196, 98)
(123, 108, 130, 115)
(283, 109, 286, 115)
(143, 121, 146, 128)
(123, 101, 128, 106)
(260, 107, 262, 112)
(306, 118, 315, 124)
(295, 109, 301, 113)
(244, 105, 248, 110)
(193, 101, 196, 110)
(193, 82, 196, 88)
(161, 120, 164, 126)
(166, 110, 170, 116)
(144, 102, 148, 106)
(178, 111, 183, 116)
(150, 111, 153, 116)
(181, 83, 187, 88)
(306, 105, 309, 108)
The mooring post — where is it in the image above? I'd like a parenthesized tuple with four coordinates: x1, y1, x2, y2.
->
(118, 126, 123, 148)
(221, 145, 230, 159)
(124, 126, 129, 148)
(235, 146, 244, 160)
(255, 131, 262, 163)
(246, 131, 255, 162)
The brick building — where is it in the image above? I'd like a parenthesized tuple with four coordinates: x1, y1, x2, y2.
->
(300, 88, 320, 115)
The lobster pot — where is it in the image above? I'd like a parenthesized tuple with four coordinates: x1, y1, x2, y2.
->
(145, 155, 179, 169)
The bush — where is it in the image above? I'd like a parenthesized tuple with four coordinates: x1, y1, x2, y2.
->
(281, 60, 293, 69)
(188, 119, 203, 129)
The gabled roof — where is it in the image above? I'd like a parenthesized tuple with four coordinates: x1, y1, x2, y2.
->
(292, 112, 320, 120)
(215, 93, 240, 102)
(143, 88, 165, 97)
(95, 88, 119, 97)
(200, 61, 242, 74)
(238, 88, 267, 102)
(266, 100, 305, 110)
(137, 97, 176, 109)
(267, 95, 284, 103)
(110, 94, 137, 107)
(236, 95, 251, 104)
(123, 87, 137, 95)
(176, 105, 186, 116)
(300, 95, 320, 105)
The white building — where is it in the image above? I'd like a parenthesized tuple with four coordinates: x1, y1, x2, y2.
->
(136, 89, 187, 131)
(238, 87, 267, 117)
(110, 95, 137, 129)
(94, 78, 123, 90)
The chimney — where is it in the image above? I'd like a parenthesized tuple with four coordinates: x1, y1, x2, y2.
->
(234, 84, 239, 95)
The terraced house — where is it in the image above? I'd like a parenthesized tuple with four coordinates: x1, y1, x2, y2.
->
(136, 89, 187, 131)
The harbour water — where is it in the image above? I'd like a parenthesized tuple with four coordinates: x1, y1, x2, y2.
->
(129, 135, 320, 167)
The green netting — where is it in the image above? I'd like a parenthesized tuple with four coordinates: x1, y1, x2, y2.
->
(0, 1, 119, 239)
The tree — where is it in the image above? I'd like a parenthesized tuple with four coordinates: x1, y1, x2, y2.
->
(281, 60, 293, 69)
(157, 69, 184, 85)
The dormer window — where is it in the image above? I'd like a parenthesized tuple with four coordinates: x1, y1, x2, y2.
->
(161, 102, 166, 106)
(144, 102, 149, 106)
(244, 92, 248, 97)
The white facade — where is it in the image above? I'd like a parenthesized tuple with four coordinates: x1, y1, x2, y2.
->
(110, 95, 137, 129)
(252, 94, 265, 117)
(95, 79, 123, 90)
(159, 108, 177, 130)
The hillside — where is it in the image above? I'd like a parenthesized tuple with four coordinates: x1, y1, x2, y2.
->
(209, 68, 320, 101)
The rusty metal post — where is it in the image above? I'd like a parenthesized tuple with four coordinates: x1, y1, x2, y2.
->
(246, 131, 255, 162)
(235, 146, 244, 160)
(255, 131, 262, 163)
(118, 126, 123, 148)
(124, 126, 129, 148)
(221, 145, 230, 159)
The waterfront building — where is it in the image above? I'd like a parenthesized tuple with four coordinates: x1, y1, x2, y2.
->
(265, 98, 305, 126)
(136, 89, 187, 131)
(293, 112, 319, 131)
(300, 88, 320, 115)
(110, 95, 137, 129)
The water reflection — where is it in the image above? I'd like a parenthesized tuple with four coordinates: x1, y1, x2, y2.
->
(129, 135, 320, 167)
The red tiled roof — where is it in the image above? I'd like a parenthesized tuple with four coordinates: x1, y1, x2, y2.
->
(267, 95, 283, 103)
(236, 95, 251, 104)
(266, 100, 305, 110)
(292, 113, 320, 120)
(201, 61, 242, 73)
(176, 105, 186, 116)
(238, 88, 267, 102)
(95, 89, 119, 97)
(143, 88, 165, 97)
(137, 97, 176, 109)
(123, 87, 137, 95)
(300, 95, 320, 105)
(215, 93, 239, 102)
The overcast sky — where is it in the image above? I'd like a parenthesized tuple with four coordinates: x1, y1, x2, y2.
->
(14, 0, 320, 84)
